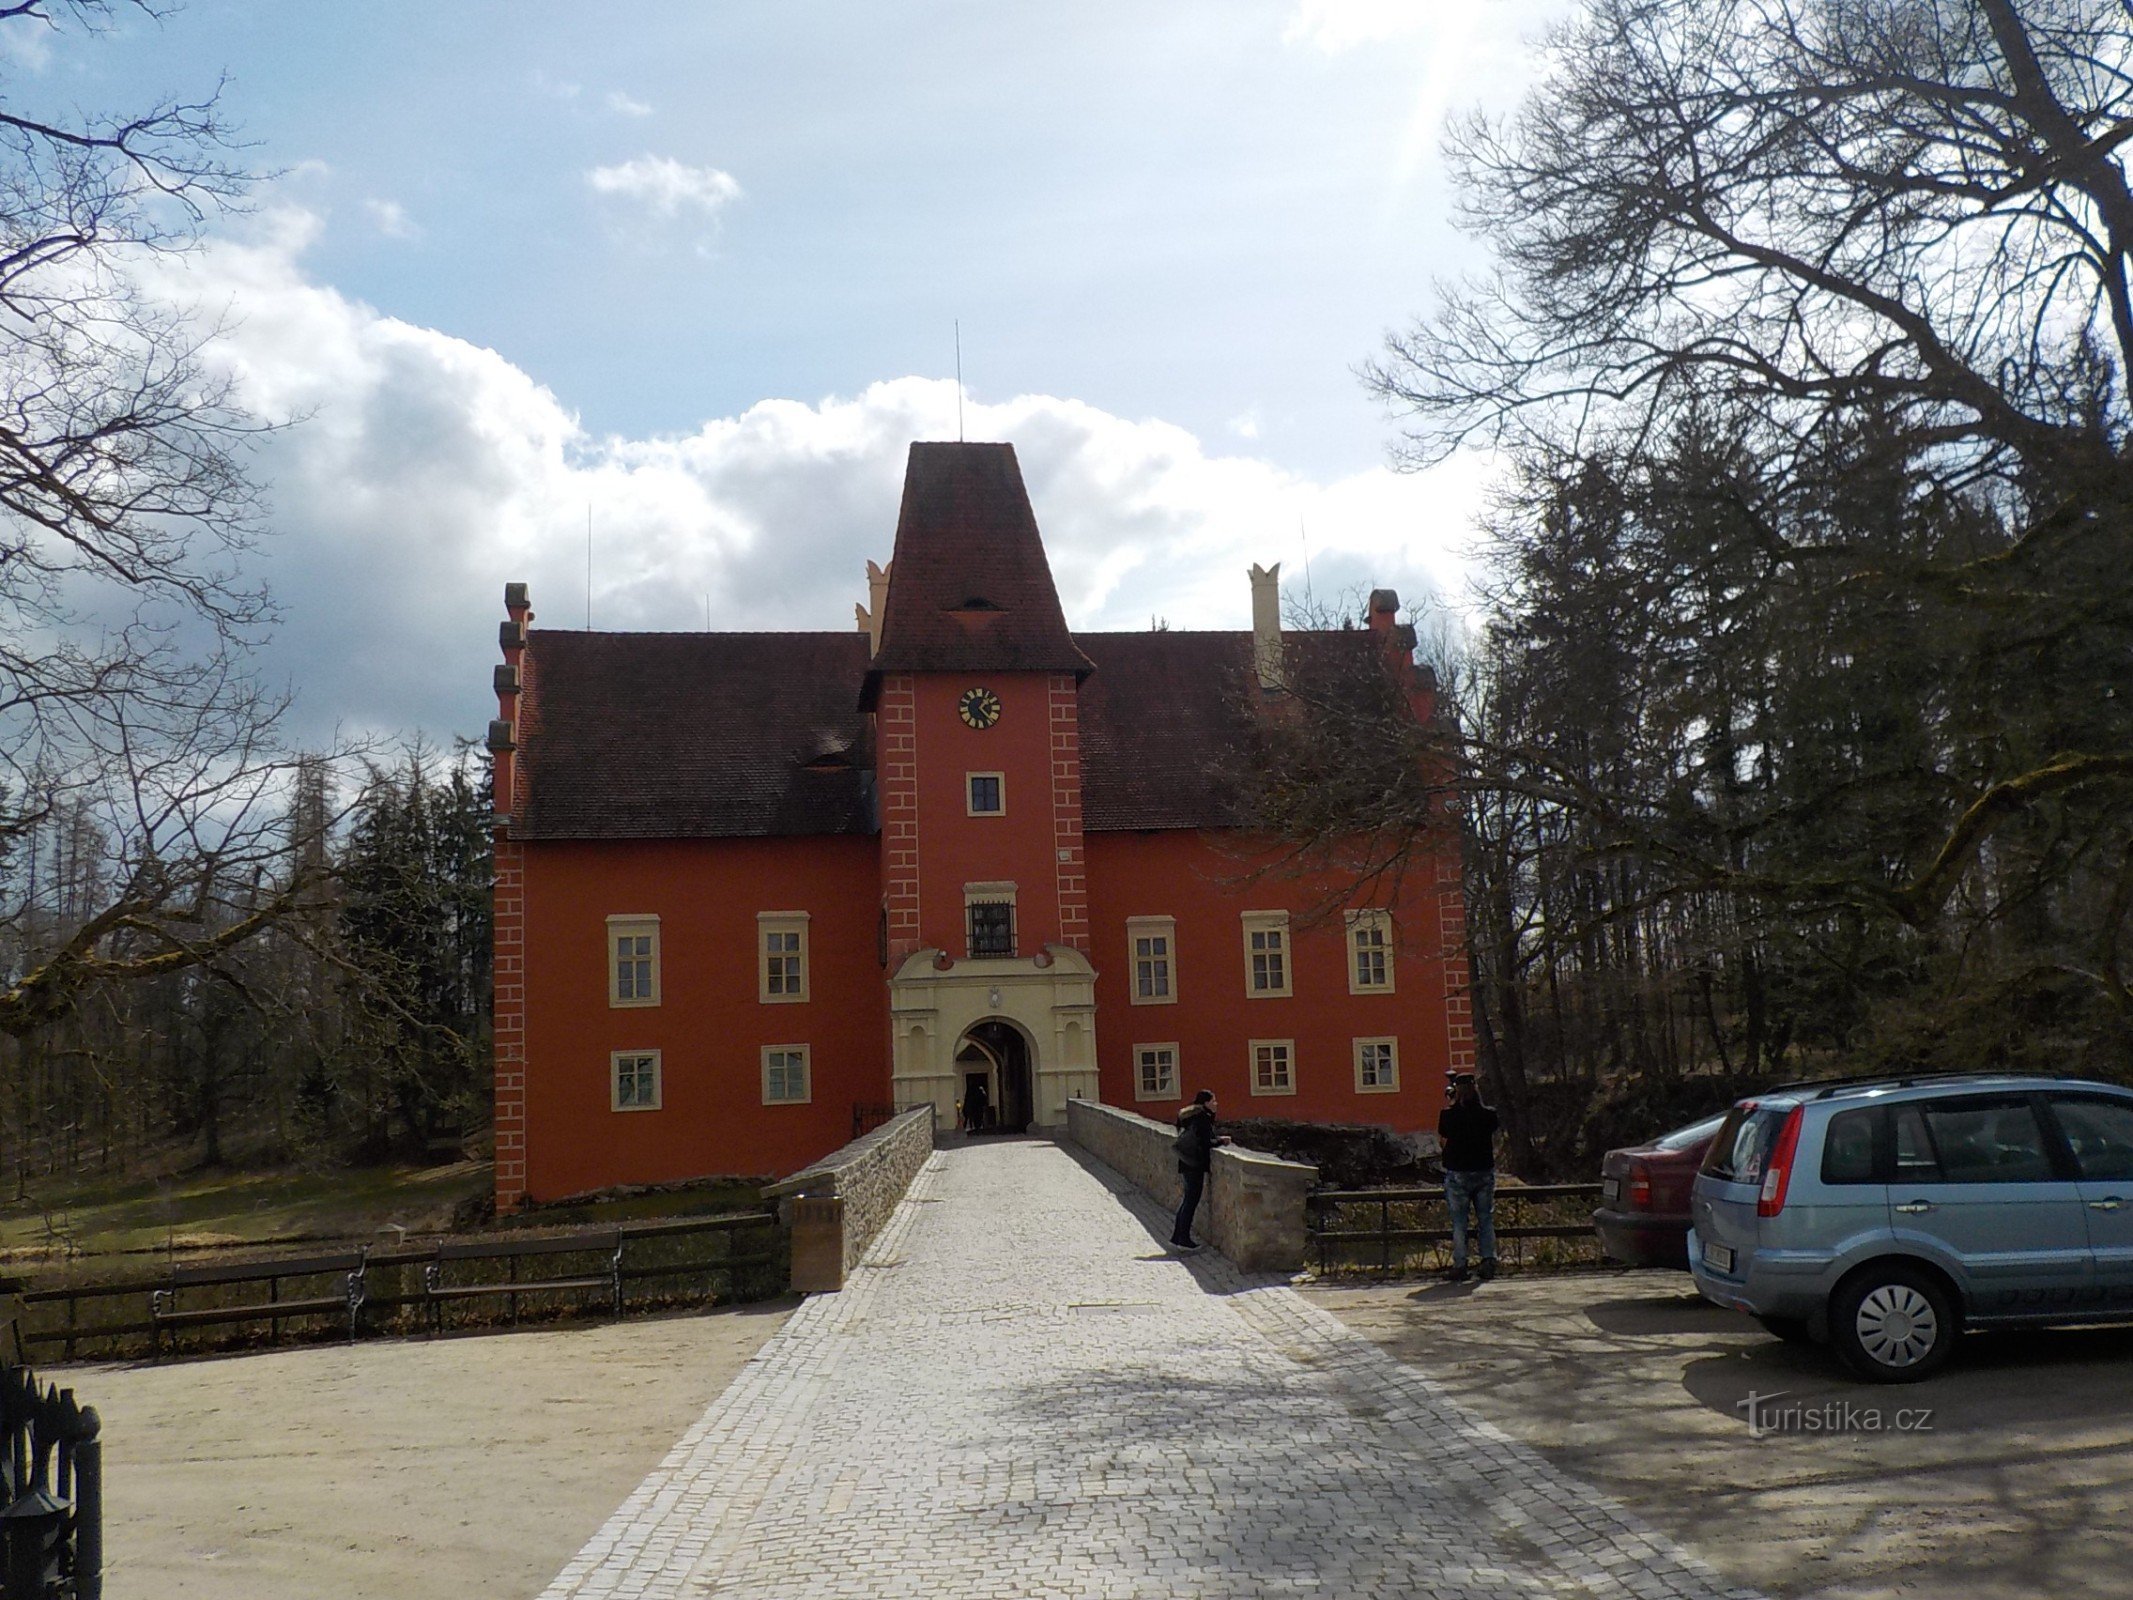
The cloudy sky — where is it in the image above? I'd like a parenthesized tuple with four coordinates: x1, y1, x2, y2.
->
(38, 0, 1570, 743)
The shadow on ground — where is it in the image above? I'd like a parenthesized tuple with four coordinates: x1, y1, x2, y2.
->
(1307, 1271, 2133, 1600)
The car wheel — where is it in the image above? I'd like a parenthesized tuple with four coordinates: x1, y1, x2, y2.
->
(1831, 1264, 1956, 1382)
(1755, 1314, 1814, 1345)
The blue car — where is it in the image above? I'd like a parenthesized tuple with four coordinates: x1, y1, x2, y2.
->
(1689, 1074, 2133, 1382)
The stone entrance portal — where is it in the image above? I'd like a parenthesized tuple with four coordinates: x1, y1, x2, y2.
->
(888, 945, 1099, 1129)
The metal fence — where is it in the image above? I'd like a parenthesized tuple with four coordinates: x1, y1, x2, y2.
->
(0, 1363, 100, 1599)
(1306, 1183, 1605, 1275)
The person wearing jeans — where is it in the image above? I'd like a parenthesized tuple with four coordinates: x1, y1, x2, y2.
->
(1437, 1072, 1500, 1282)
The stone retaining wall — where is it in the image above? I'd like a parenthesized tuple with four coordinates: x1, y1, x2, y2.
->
(768, 1107, 936, 1288)
(1063, 1099, 1317, 1272)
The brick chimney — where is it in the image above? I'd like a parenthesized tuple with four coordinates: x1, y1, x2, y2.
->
(1249, 562, 1284, 692)
(1367, 588, 1399, 635)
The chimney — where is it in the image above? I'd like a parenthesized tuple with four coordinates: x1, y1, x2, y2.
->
(1367, 588, 1399, 634)
(1249, 562, 1284, 691)
(865, 559, 891, 654)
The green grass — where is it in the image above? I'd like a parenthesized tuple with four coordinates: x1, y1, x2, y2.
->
(0, 1162, 492, 1260)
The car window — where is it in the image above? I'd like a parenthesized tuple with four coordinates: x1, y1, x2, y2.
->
(1893, 1105, 1940, 1182)
(1820, 1108, 1877, 1184)
(1917, 1098, 2054, 1183)
(1702, 1105, 1792, 1182)
(1655, 1113, 1727, 1153)
(2052, 1097, 2133, 1183)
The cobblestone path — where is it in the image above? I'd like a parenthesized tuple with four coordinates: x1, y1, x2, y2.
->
(542, 1140, 1761, 1600)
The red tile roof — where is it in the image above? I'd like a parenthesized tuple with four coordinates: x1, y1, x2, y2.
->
(511, 625, 1406, 839)
(516, 630, 874, 840)
(864, 442, 1093, 698)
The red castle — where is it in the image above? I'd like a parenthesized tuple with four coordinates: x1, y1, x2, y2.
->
(487, 441, 1472, 1210)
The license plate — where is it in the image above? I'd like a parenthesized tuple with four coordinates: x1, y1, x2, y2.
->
(1601, 1177, 1620, 1202)
(1702, 1241, 1735, 1273)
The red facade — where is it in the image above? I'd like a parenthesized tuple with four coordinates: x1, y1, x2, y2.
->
(488, 442, 1471, 1210)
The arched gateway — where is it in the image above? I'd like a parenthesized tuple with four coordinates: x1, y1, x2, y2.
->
(889, 945, 1098, 1130)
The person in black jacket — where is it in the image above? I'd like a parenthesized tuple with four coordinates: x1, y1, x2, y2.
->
(1437, 1071, 1500, 1282)
(1171, 1090, 1230, 1252)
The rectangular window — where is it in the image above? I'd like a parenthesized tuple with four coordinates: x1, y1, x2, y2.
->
(607, 916, 660, 1008)
(1134, 1044, 1178, 1102)
(1250, 1039, 1295, 1096)
(1242, 912, 1291, 998)
(1346, 909, 1394, 994)
(611, 1050, 661, 1111)
(763, 1045, 811, 1105)
(1354, 1037, 1398, 1093)
(1918, 1097, 2053, 1183)
(1127, 916, 1176, 1005)
(758, 912, 811, 1004)
(967, 772, 1005, 815)
(968, 900, 1015, 957)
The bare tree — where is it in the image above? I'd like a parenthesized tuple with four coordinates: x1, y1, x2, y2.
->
(0, 2, 341, 1038)
(1369, 0, 2133, 970)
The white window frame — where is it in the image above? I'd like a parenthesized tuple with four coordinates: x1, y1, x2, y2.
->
(1241, 911, 1292, 999)
(762, 1043, 812, 1105)
(1133, 1043, 1179, 1102)
(611, 1049, 662, 1112)
(964, 881, 1018, 959)
(607, 915, 661, 1008)
(1346, 909, 1395, 995)
(966, 771, 1007, 816)
(1126, 915, 1177, 1006)
(758, 911, 811, 1004)
(1354, 1036, 1400, 1094)
(1249, 1038, 1296, 1097)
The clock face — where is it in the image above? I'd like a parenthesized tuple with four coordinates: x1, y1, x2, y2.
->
(957, 686, 1003, 730)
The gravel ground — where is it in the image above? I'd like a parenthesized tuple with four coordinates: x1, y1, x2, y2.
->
(1307, 1268, 2133, 1600)
(52, 1300, 793, 1600)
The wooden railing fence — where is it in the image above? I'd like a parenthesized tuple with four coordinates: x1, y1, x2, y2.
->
(1307, 1183, 1605, 1275)
(13, 1210, 785, 1362)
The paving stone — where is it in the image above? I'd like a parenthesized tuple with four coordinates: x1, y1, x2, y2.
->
(540, 1139, 1763, 1600)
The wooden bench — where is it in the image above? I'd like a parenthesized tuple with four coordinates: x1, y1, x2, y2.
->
(149, 1249, 368, 1356)
(421, 1230, 625, 1332)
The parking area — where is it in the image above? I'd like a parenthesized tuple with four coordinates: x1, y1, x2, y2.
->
(1307, 1268, 2133, 1600)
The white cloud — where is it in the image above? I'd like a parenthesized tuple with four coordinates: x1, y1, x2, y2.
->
(606, 90, 655, 118)
(145, 212, 1489, 744)
(364, 198, 418, 239)
(586, 156, 742, 220)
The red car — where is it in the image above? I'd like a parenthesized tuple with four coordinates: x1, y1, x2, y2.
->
(1593, 1113, 1727, 1268)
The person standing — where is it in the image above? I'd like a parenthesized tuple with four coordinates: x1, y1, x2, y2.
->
(1437, 1071, 1500, 1282)
(1171, 1090, 1230, 1252)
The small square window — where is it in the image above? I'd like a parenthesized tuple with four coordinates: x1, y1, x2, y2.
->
(969, 900, 1014, 957)
(1250, 1039, 1295, 1096)
(763, 1045, 811, 1105)
(967, 773, 1004, 815)
(1134, 1045, 1178, 1101)
(1347, 910, 1394, 994)
(612, 1050, 661, 1111)
(1354, 1037, 1399, 1093)
(1127, 917, 1176, 1005)
(608, 917, 660, 1008)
